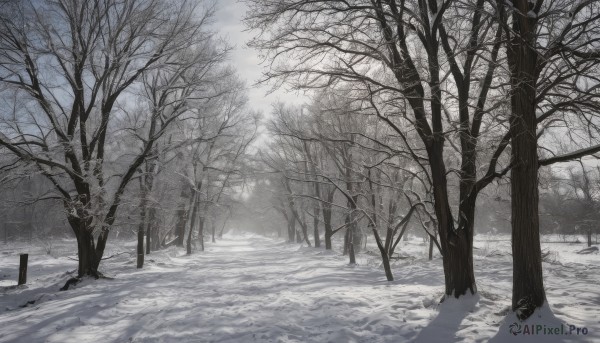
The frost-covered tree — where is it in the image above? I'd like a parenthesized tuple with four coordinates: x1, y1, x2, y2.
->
(0, 0, 224, 278)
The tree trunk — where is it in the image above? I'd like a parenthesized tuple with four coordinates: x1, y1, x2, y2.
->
(137, 225, 145, 269)
(313, 207, 321, 248)
(587, 228, 592, 247)
(287, 221, 295, 242)
(352, 225, 362, 254)
(429, 234, 434, 260)
(507, 0, 545, 320)
(343, 225, 349, 255)
(198, 217, 205, 252)
(73, 224, 101, 278)
(148, 208, 160, 251)
(382, 251, 393, 281)
(212, 221, 216, 243)
(145, 161, 156, 255)
(145, 221, 151, 255)
(428, 140, 477, 298)
(137, 181, 147, 268)
(295, 213, 312, 246)
(186, 194, 199, 255)
(348, 234, 356, 264)
(174, 187, 190, 247)
(323, 206, 332, 250)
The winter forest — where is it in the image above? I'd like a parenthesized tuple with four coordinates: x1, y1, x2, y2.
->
(1, 0, 600, 342)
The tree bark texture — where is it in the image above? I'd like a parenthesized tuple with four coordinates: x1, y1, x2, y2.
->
(507, 0, 545, 319)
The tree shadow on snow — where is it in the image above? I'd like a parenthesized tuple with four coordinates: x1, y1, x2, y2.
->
(413, 293, 480, 343)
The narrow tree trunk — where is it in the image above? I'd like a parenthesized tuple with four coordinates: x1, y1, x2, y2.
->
(144, 162, 156, 255)
(18, 254, 28, 285)
(296, 213, 312, 247)
(186, 194, 199, 255)
(429, 234, 434, 260)
(137, 183, 147, 268)
(352, 225, 362, 253)
(323, 193, 334, 250)
(145, 221, 151, 255)
(137, 226, 144, 269)
(2, 217, 6, 244)
(198, 217, 205, 252)
(348, 234, 356, 265)
(148, 208, 160, 251)
(348, 195, 361, 253)
(174, 188, 190, 247)
(343, 226, 349, 255)
(212, 221, 216, 243)
(376, 224, 394, 281)
(93, 230, 109, 272)
(313, 207, 321, 248)
(381, 252, 392, 281)
(323, 208, 332, 250)
(218, 216, 228, 239)
(587, 228, 592, 247)
(287, 222, 295, 242)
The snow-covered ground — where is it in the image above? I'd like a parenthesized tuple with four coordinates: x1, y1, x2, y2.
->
(0, 233, 598, 342)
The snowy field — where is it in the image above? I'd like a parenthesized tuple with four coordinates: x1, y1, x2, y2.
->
(0, 233, 599, 342)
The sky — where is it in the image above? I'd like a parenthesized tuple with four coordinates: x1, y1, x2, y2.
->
(212, 0, 307, 116)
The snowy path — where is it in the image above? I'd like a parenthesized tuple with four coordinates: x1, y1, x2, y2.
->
(1, 234, 599, 342)
(0, 235, 435, 343)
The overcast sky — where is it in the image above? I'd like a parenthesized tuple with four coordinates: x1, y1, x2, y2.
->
(213, 0, 307, 116)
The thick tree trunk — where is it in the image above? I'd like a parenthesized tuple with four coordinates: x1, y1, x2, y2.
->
(428, 141, 477, 298)
(440, 227, 474, 297)
(287, 221, 295, 242)
(508, 0, 545, 320)
(71, 221, 101, 278)
(510, 108, 544, 318)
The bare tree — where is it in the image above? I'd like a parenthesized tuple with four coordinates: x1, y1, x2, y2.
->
(497, 0, 600, 319)
(0, 0, 221, 278)
(245, 0, 505, 297)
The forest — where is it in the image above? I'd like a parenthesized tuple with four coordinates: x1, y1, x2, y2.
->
(1, 0, 599, 342)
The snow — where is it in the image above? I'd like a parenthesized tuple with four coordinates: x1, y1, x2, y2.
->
(0, 233, 599, 342)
